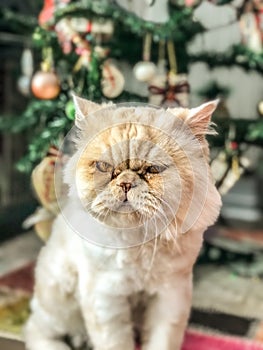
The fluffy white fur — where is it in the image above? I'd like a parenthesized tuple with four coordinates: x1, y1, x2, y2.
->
(24, 98, 221, 350)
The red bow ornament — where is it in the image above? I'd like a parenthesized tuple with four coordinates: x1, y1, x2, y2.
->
(149, 79, 190, 108)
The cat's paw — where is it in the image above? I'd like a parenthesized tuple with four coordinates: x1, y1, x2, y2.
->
(25, 339, 71, 350)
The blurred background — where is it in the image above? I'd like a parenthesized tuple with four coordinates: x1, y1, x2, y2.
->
(0, 1, 263, 349)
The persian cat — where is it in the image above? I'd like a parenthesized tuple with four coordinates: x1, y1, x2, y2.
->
(24, 96, 221, 350)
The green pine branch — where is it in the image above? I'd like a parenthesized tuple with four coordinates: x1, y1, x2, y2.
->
(190, 44, 263, 74)
(0, 8, 37, 34)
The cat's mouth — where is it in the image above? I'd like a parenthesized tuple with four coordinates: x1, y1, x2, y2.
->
(118, 200, 134, 212)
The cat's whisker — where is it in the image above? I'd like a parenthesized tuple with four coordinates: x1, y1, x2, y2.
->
(155, 206, 176, 246)
(152, 193, 176, 222)
(91, 207, 109, 222)
(142, 217, 151, 246)
(170, 217, 183, 254)
(150, 193, 181, 248)
(156, 207, 182, 253)
(147, 227, 158, 275)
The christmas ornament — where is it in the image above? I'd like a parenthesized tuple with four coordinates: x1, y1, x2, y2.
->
(23, 146, 67, 241)
(133, 62, 157, 82)
(133, 33, 157, 82)
(55, 18, 74, 54)
(102, 61, 125, 98)
(65, 100, 75, 120)
(55, 17, 113, 56)
(150, 40, 190, 107)
(258, 99, 263, 116)
(56, 18, 110, 73)
(23, 207, 55, 242)
(32, 146, 62, 214)
(31, 47, 61, 100)
(149, 73, 190, 108)
(38, 0, 71, 26)
(17, 48, 34, 96)
(210, 125, 248, 195)
(254, 0, 263, 43)
(31, 70, 60, 100)
(211, 149, 246, 196)
(18, 76, 31, 96)
(166, 40, 189, 107)
(148, 40, 167, 105)
(239, 1, 262, 52)
(148, 40, 190, 107)
(70, 18, 114, 41)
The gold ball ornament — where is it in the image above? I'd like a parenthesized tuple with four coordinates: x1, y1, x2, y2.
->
(31, 70, 61, 100)
(258, 100, 263, 116)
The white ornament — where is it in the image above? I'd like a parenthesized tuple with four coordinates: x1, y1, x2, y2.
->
(18, 48, 33, 96)
(55, 18, 74, 40)
(133, 61, 157, 82)
(17, 75, 31, 96)
(102, 62, 125, 98)
(240, 12, 262, 52)
(21, 48, 33, 77)
(70, 17, 90, 32)
(70, 18, 114, 36)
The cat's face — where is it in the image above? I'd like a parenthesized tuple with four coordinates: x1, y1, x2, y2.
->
(75, 122, 185, 228)
(64, 97, 219, 234)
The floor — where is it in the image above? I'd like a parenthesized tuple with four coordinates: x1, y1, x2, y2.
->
(1, 229, 263, 347)
(0, 232, 41, 277)
(0, 337, 24, 350)
(2, 231, 263, 318)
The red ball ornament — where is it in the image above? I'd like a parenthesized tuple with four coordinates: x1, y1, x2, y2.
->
(31, 70, 60, 99)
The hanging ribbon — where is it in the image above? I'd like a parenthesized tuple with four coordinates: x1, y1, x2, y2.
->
(167, 39, 177, 75)
(143, 32, 152, 61)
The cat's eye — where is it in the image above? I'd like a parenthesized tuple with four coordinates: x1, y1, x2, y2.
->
(95, 161, 113, 173)
(146, 165, 167, 174)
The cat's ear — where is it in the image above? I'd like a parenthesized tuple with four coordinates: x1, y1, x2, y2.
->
(72, 93, 103, 128)
(186, 100, 219, 139)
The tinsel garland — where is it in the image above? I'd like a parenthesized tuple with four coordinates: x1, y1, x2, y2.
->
(51, 2, 204, 41)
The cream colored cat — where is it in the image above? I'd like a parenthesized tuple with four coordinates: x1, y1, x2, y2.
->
(24, 97, 221, 350)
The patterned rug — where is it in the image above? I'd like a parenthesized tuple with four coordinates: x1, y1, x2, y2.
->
(182, 330, 263, 350)
(1, 261, 263, 349)
(0, 263, 34, 339)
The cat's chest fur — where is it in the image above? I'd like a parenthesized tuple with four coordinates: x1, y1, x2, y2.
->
(82, 242, 174, 293)
(45, 207, 202, 302)
(68, 228, 200, 298)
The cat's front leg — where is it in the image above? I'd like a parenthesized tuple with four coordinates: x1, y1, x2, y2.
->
(142, 273, 192, 350)
(81, 293, 135, 350)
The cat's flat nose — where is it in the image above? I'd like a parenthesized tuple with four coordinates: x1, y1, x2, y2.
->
(119, 182, 132, 193)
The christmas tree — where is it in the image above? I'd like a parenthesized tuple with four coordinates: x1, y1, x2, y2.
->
(0, 0, 263, 182)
